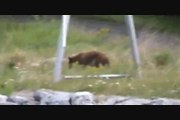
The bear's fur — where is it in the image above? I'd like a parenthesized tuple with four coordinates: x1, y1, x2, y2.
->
(68, 50, 110, 68)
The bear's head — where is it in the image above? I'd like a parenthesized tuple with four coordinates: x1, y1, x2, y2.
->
(68, 56, 76, 68)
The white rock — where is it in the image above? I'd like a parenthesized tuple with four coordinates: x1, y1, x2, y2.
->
(70, 92, 95, 105)
(115, 98, 151, 105)
(0, 94, 8, 103)
(100, 96, 131, 105)
(150, 98, 180, 105)
(0, 102, 18, 105)
(34, 89, 72, 105)
(7, 96, 29, 105)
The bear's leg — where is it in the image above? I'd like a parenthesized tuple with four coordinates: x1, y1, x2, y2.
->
(90, 59, 96, 67)
(95, 61, 100, 68)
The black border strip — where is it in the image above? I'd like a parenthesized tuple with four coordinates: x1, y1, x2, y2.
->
(0, 0, 179, 14)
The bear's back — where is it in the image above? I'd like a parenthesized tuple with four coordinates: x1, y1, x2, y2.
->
(68, 50, 110, 68)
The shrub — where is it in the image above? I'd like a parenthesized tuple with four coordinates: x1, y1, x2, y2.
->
(154, 51, 173, 66)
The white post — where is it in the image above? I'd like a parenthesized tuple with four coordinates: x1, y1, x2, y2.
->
(125, 15, 141, 68)
(125, 15, 142, 78)
(53, 15, 71, 82)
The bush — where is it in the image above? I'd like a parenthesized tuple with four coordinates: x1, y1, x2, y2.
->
(154, 51, 173, 66)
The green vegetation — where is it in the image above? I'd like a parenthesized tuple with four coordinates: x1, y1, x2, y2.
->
(75, 15, 180, 35)
(0, 16, 180, 99)
(154, 51, 174, 67)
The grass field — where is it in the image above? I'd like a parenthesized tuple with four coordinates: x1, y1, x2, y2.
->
(0, 15, 180, 99)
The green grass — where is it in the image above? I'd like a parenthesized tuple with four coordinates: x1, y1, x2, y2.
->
(0, 16, 180, 99)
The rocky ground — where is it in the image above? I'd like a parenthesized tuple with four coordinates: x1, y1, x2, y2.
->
(1, 89, 180, 105)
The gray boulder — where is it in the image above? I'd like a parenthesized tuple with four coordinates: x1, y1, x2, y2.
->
(149, 98, 180, 105)
(70, 92, 95, 105)
(34, 89, 72, 105)
(7, 96, 29, 105)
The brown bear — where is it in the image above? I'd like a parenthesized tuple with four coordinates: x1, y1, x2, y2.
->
(68, 50, 110, 68)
